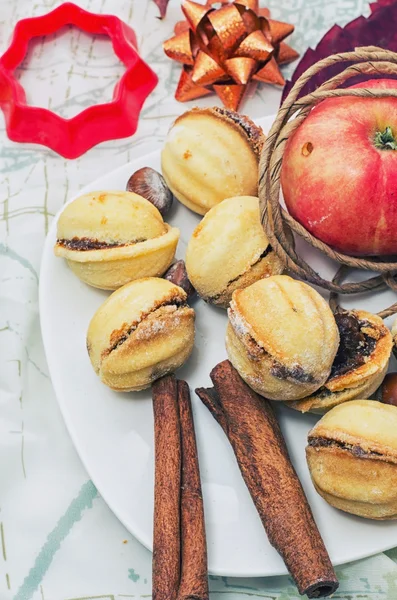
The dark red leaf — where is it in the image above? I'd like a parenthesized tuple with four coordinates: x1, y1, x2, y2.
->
(371, 0, 397, 12)
(153, 0, 170, 19)
(282, 1, 397, 104)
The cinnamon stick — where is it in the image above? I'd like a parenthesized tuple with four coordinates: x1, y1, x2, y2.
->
(177, 380, 209, 600)
(152, 375, 181, 600)
(196, 360, 339, 599)
(152, 376, 208, 600)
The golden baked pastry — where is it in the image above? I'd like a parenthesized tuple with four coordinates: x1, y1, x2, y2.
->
(306, 400, 397, 520)
(288, 310, 392, 414)
(226, 275, 340, 401)
(87, 277, 195, 392)
(161, 107, 264, 215)
(185, 196, 284, 308)
(54, 191, 179, 290)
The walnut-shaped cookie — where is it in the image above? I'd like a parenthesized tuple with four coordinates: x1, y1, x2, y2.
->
(87, 278, 195, 392)
(185, 196, 284, 308)
(161, 107, 264, 215)
(226, 276, 339, 401)
(306, 400, 397, 519)
(54, 191, 179, 290)
(288, 310, 392, 414)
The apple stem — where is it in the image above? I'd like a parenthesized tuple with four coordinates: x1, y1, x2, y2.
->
(374, 126, 397, 150)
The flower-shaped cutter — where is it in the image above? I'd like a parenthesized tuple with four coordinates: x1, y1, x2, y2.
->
(0, 2, 158, 158)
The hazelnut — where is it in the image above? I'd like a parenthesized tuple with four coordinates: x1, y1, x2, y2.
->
(306, 400, 397, 519)
(225, 275, 339, 401)
(163, 260, 195, 299)
(54, 191, 179, 290)
(161, 107, 264, 215)
(185, 196, 284, 308)
(126, 167, 173, 216)
(87, 277, 195, 392)
(379, 372, 397, 407)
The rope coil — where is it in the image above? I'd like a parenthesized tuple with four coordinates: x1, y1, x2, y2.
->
(258, 46, 397, 318)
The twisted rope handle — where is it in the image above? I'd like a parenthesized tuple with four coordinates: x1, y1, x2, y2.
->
(258, 46, 397, 317)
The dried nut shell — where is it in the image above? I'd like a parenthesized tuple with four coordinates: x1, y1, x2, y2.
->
(161, 107, 264, 215)
(380, 372, 397, 407)
(163, 260, 195, 299)
(392, 316, 397, 359)
(185, 196, 284, 308)
(126, 167, 173, 216)
(287, 309, 392, 414)
(54, 191, 179, 290)
(226, 275, 339, 401)
(87, 277, 195, 392)
(306, 400, 397, 519)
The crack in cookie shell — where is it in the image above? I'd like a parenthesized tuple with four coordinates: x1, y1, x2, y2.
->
(308, 436, 395, 462)
(207, 245, 273, 304)
(104, 294, 187, 357)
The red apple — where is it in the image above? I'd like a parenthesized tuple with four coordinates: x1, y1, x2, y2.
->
(281, 79, 397, 256)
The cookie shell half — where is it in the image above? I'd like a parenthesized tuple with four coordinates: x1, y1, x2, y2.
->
(55, 191, 179, 290)
(306, 400, 397, 519)
(185, 196, 284, 308)
(87, 278, 195, 391)
(161, 107, 264, 215)
(226, 275, 340, 401)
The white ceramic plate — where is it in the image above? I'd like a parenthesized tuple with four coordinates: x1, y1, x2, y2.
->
(40, 114, 397, 578)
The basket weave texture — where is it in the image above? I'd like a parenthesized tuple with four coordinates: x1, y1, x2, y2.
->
(258, 46, 397, 318)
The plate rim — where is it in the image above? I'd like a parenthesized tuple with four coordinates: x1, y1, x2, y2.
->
(39, 115, 397, 578)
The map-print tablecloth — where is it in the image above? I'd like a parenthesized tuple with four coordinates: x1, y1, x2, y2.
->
(1, 1, 397, 598)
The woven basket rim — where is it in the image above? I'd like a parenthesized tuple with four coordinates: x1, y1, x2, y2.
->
(258, 45, 397, 319)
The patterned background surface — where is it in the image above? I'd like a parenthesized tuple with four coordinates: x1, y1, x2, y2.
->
(2, 1, 397, 599)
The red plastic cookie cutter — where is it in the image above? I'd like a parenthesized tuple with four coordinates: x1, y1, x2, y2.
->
(0, 3, 158, 158)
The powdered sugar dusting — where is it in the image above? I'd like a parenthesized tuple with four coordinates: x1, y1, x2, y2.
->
(228, 301, 253, 339)
(134, 315, 168, 339)
(134, 305, 183, 341)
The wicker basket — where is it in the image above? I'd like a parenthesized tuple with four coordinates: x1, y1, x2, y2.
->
(258, 46, 397, 318)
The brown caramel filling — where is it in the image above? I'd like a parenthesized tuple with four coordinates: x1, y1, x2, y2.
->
(270, 362, 317, 384)
(299, 312, 383, 403)
(57, 237, 146, 251)
(105, 297, 188, 356)
(309, 436, 383, 459)
(331, 312, 379, 379)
